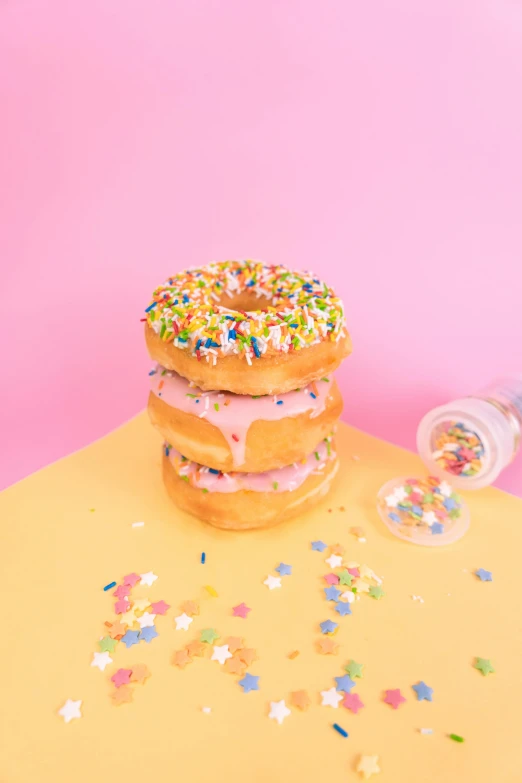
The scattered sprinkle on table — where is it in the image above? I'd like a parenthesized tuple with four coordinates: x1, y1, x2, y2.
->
(58, 699, 82, 724)
(474, 657, 495, 676)
(475, 568, 493, 582)
(320, 619, 338, 634)
(268, 700, 291, 725)
(103, 581, 117, 592)
(368, 585, 384, 600)
(131, 521, 145, 527)
(345, 660, 364, 678)
(420, 728, 433, 735)
(332, 722, 348, 738)
(205, 585, 219, 597)
(412, 681, 433, 701)
(232, 602, 251, 618)
(275, 562, 292, 576)
(288, 650, 300, 659)
(356, 755, 380, 779)
(91, 651, 113, 671)
(320, 687, 343, 708)
(290, 690, 311, 710)
(238, 673, 259, 693)
(264, 575, 282, 590)
(335, 674, 355, 693)
(200, 628, 220, 644)
(449, 733, 465, 743)
(211, 644, 233, 665)
(342, 692, 365, 713)
(383, 689, 406, 709)
(311, 540, 327, 552)
(202, 706, 211, 714)
(201, 552, 206, 564)
(174, 613, 193, 631)
(139, 571, 158, 587)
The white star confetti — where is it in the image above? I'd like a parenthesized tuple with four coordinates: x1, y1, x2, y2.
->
(137, 611, 157, 629)
(202, 706, 212, 714)
(264, 575, 282, 590)
(211, 644, 232, 665)
(174, 613, 193, 631)
(340, 591, 355, 603)
(385, 493, 399, 508)
(139, 571, 158, 586)
(58, 699, 82, 724)
(325, 554, 343, 569)
(90, 652, 113, 672)
(320, 687, 343, 708)
(268, 700, 291, 725)
(439, 480, 453, 498)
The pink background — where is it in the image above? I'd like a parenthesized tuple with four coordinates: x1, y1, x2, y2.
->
(1, 0, 521, 495)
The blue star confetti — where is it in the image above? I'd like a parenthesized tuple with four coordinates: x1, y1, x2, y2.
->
(324, 586, 342, 602)
(311, 541, 327, 552)
(238, 673, 260, 693)
(475, 568, 493, 582)
(121, 630, 140, 649)
(275, 563, 292, 576)
(334, 601, 352, 617)
(334, 674, 356, 693)
(320, 619, 338, 634)
(139, 625, 159, 644)
(412, 681, 434, 702)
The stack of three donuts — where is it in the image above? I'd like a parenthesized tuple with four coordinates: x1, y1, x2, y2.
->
(144, 260, 351, 530)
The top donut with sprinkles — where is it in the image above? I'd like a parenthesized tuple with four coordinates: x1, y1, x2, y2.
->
(145, 260, 346, 363)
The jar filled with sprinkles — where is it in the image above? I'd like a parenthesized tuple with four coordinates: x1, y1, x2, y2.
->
(417, 375, 522, 490)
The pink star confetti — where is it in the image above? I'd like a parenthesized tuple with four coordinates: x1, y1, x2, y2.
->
(111, 668, 133, 688)
(383, 689, 406, 710)
(342, 692, 365, 714)
(232, 603, 251, 619)
(113, 584, 131, 599)
(123, 573, 141, 587)
(347, 567, 360, 578)
(324, 573, 340, 585)
(114, 599, 130, 614)
(150, 600, 170, 615)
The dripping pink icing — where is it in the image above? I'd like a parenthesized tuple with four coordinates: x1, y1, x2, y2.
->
(150, 365, 333, 467)
(166, 439, 335, 493)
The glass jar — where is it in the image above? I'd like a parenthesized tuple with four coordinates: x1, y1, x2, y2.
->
(417, 375, 522, 490)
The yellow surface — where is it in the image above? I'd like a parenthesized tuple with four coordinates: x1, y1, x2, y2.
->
(1, 414, 521, 782)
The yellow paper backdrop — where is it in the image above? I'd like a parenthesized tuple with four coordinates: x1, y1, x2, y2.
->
(1, 414, 520, 782)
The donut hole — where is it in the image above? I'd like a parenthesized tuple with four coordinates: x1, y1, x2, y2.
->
(219, 291, 273, 313)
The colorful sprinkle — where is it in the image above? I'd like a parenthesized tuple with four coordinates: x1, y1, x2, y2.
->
(103, 581, 117, 592)
(332, 723, 348, 738)
(430, 421, 485, 478)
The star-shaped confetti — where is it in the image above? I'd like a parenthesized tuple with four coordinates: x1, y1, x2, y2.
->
(324, 573, 340, 585)
(345, 660, 364, 678)
(342, 692, 365, 713)
(172, 649, 192, 668)
(110, 685, 133, 705)
(174, 613, 193, 631)
(335, 601, 352, 617)
(335, 674, 356, 693)
(238, 673, 259, 693)
(132, 598, 152, 613)
(236, 648, 256, 665)
(475, 568, 493, 582)
(150, 600, 170, 614)
(325, 554, 343, 569)
(111, 668, 132, 688)
(121, 630, 140, 649)
(321, 687, 343, 708)
(264, 575, 282, 590)
(113, 584, 131, 599)
(311, 540, 327, 552)
(181, 600, 200, 616)
(275, 563, 292, 576)
(225, 656, 247, 674)
(317, 637, 338, 655)
(324, 585, 342, 601)
(139, 625, 158, 643)
(200, 628, 219, 644)
(330, 543, 345, 555)
(357, 755, 380, 779)
(58, 699, 82, 723)
(339, 571, 353, 586)
(268, 700, 291, 725)
(290, 690, 311, 711)
(412, 681, 433, 701)
(130, 664, 150, 684)
(137, 611, 156, 629)
(186, 640, 206, 657)
(123, 573, 141, 587)
(139, 571, 158, 587)
(119, 609, 138, 628)
(225, 637, 244, 654)
(211, 644, 233, 665)
(232, 602, 251, 618)
(383, 689, 406, 709)
(474, 657, 495, 676)
(369, 585, 384, 600)
(91, 651, 113, 671)
(109, 621, 127, 639)
(431, 522, 444, 535)
(320, 619, 338, 634)
(98, 636, 118, 653)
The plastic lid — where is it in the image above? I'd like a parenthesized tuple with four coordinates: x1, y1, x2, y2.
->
(376, 475, 469, 546)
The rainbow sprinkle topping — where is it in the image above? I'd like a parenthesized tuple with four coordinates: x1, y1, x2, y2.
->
(145, 260, 346, 363)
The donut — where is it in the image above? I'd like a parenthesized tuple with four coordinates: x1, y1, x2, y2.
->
(161, 438, 339, 530)
(144, 260, 351, 395)
(148, 365, 343, 473)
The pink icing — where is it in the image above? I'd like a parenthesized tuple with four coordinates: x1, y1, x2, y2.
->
(150, 365, 334, 467)
(166, 439, 335, 493)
